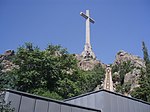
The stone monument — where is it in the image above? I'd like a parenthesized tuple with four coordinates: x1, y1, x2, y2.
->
(80, 10, 96, 59)
(76, 10, 104, 71)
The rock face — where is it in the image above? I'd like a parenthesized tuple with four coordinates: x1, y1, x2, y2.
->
(114, 50, 145, 68)
(75, 54, 105, 71)
(124, 68, 141, 91)
(112, 50, 145, 94)
(76, 50, 146, 94)
(0, 50, 14, 60)
(0, 50, 19, 72)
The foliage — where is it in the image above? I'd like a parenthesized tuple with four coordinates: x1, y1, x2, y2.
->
(31, 88, 63, 100)
(0, 60, 15, 111)
(112, 61, 133, 85)
(115, 82, 131, 94)
(6, 43, 105, 100)
(131, 68, 150, 101)
(1, 41, 150, 103)
(0, 61, 16, 90)
(131, 41, 150, 102)
(0, 90, 14, 112)
(56, 78, 80, 99)
(12, 43, 78, 98)
(123, 82, 131, 93)
(142, 41, 150, 65)
(77, 65, 105, 93)
(112, 60, 134, 93)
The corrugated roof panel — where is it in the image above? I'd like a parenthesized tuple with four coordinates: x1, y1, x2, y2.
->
(4, 89, 101, 112)
(64, 89, 150, 112)
(19, 96, 35, 112)
(34, 99, 48, 112)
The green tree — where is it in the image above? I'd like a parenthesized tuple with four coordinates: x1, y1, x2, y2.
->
(0, 57, 15, 111)
(12, 43, 81, 99)
(0, 89, 14, 112)
(5, 42, 105, 100)
(0, 60, 16, 90)
(142, 41, 150, 65)
(31, 88, 63, 100)
(112, 61, 133, 93)
(131, 41, 150, 102)
(77, 65, 105, 93)
(13, 43, 44, 92)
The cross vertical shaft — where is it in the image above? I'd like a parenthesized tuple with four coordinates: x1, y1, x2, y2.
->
(80, 10, 96, 59)
(86, 10, 90, 45)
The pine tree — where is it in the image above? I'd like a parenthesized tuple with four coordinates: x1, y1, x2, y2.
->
(131, 41, 150, 102)
(142, 41, 149, 64)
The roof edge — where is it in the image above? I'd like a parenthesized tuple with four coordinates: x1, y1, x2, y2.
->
(4, 89, 101, 112)
(64, 89, 150, 105)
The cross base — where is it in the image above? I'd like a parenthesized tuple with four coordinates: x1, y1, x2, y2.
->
(81, 43, 96, 59)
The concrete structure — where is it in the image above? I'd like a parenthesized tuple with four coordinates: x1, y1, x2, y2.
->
(80, 10, 96, 59)
(65, 89, 150, 112)
(4, 89, 101, 112)
(103, 65, 114, 91)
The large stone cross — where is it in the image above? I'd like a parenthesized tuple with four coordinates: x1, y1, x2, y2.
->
(80, 10, 96, 59)
(80, 10, 95, 46)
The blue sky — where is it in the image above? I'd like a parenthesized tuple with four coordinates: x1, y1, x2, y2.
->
(0, 0, 150, 64)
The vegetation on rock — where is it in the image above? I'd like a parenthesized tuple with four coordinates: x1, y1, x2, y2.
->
(0, 41, 150, 103)
(111, 41, 150, 102)
(131, 42, 150, 102)
(0, 43, 105, 100)
(112, 60, 134, 93)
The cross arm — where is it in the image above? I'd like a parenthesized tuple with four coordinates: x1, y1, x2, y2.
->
(80, 12, 88, 19)
(80, 12, 95, 24)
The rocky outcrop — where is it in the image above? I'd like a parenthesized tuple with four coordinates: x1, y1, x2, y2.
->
(114, 50, 145, 68)
(0, 50, 19, 72)
(75, 54, 106, 71)
(124, 68, 141, 91)
(112, 50, 146, 94)
(0, 50, 14, 60)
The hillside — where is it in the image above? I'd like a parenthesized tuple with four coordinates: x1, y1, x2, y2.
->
(112, 50, 145, 94)
(0, 42, 150, 102)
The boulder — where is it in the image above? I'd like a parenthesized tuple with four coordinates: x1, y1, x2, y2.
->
(124, 68, 141, 91)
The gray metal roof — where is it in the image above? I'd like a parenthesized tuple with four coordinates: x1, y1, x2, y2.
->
(4, 89, 150, 112)
(64, 89, 150, 105)
(4, 89, 101, 112)
(64, 89, 150, 112)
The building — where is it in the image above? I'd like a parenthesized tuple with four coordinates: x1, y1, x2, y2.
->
(64, 89, 150, 112)
(4, 89, 100, 112)
(4, 89, 150, 112)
